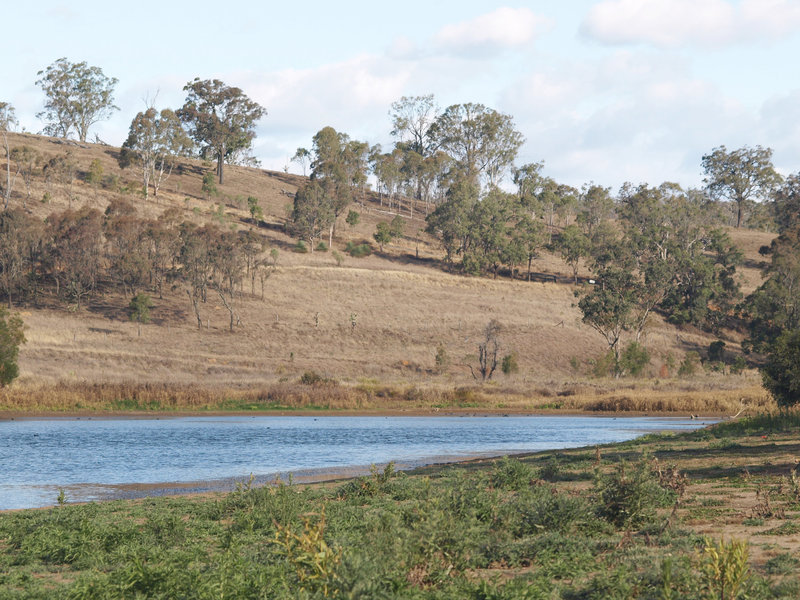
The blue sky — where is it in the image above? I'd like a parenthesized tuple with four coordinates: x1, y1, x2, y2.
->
(3, 0, 800, 191)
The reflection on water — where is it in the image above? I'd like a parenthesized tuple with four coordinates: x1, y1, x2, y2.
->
(0, 415, 713, 510)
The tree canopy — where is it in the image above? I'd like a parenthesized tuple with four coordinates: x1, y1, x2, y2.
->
(121, 107, 193, 199)
(35, 58, 118, 142)
(702, 145, 781, 228)
(178, 78, 265, 184)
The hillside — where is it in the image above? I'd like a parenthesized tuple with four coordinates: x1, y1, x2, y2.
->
(0, 132, 777, 411)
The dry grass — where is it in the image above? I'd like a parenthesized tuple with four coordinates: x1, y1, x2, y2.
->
(0, 132, 777, 413)
(0, 377, 772, 416)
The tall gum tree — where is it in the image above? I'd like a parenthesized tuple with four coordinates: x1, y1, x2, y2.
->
(35, 58, 118, 142)
(702, 145, 781, 228)
(121, 107, 193, 200)
(178, 79, 265, 185)
(427, 103, 523, 188)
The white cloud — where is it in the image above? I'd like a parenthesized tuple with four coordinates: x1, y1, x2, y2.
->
(434, 7, 551, 55)
(501, 51, 759, 188)
(581, 0, 800, 47)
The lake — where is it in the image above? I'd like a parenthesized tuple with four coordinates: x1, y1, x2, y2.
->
(0, 415, 713, 510)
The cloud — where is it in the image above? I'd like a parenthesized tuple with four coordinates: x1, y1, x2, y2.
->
(434, 7, 551, 55)
(581, 0, 800, 47)
(501, 51, 759, 188)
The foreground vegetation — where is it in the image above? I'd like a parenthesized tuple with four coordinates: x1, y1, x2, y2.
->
(1, 413, 799, 598)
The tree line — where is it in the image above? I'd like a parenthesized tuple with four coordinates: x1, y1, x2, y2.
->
(1, 57, 265, 204)
(0, 200, 277, 331)
(1, 59, 799, 405)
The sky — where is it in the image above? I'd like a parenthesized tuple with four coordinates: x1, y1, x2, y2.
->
(3, 0, 800, 191)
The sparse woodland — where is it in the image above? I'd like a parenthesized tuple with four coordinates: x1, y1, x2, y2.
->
(0, 61, 798, 409)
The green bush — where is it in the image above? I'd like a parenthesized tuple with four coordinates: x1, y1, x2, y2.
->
(619, 341, 650, 377)
(0, 308, 25, 387)
(345, 241, 372, 258)
(594, 459, 670, 529)
(730, 355, 747, 375)
(490, 456, 534, 491)
(129, 293, 153, 324)
(345, 209, 360, 228)
(678, 351, 701, 377)
(592, 349, 616, 378)
(501, 351, 519, 375)
(761, 328, 800, 407)
(316, 241, 328, 252)
(293, 240, 308, 253)
(708, 340, 726, 362)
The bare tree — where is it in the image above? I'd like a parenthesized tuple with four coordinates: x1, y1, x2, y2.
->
(470, 320, 502, 381)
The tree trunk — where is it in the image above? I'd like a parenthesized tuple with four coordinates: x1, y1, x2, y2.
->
(736, 200, 743, 228)
(217, 151, 224, 185)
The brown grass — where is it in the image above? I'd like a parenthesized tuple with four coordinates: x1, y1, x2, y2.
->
(0, 378, 773, 416)
(0, 132, 777, 413)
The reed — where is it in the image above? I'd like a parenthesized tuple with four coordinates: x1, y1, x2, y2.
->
(0, 380, 773, 415)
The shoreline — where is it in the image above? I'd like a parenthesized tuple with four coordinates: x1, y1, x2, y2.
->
(0, 414, 719, 512)
(0, 406, 733, 421)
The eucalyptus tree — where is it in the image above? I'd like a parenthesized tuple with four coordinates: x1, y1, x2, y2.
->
(46, 207, 104, 308)
(576, 183, 614, 236)
(178, 78, 266, 184)
(290, 180, 333, 251)
(0, 209, 41, 307)
(35, 58, 118, 142)
(0, 102, 18, 209)
(427, 103, 523, 187)
(121, 107, 193, 199)
(390, 94, 438, 156)
(291, 147, 311, 176)
(425, 178, 479, 269)
(773, 173, 800, 234)
(702, 145, 781, 228)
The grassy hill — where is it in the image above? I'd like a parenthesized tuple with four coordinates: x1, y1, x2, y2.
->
(0, 132, 777, 414)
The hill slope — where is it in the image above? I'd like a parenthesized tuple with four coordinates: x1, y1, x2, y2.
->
(0, 132, 776, 409)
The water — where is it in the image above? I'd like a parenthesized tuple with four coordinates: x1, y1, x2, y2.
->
(0, 415, 713, 510)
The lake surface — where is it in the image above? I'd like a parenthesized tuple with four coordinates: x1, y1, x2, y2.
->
(0, 415, 713, 510)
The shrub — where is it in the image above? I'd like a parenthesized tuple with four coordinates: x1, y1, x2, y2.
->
(501, 351, 519, 375)
(345, 242, 372, 258)
(0, 308, 25, 387)
(129, 293, 153, 324)
(345, 209, 359, 229)
(316, 241, 328, 252)
(761, 328, 800, 407)
(619, 341, 650, 377)
(332, 250, 344, 267)
(592, 349, 616, 378)
(730, 355, 747, 375)
(293, 240, 308, 253)
(698, 538, 750, 600)
(491, 456, 534, 491)
(708, 340, 726, 362)
(595, 459, 669, 529)
(434, 343, 449, 373)
(678, 351, 701, 377)
(373, 222, 392, 250)
(515, 485, 595, 535)
(201, 171, 217, 199)
(299, 371, 323, 385)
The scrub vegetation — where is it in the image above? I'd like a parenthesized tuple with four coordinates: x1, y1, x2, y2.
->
(1, 414, 800, 598)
